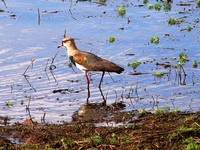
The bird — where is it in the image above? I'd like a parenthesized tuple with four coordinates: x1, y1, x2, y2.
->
(57, 37, 124, 104)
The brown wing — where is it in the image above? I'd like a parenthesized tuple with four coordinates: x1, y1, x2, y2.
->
(73, 51, 124, 73)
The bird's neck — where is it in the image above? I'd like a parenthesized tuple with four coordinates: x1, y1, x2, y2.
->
(66, 41, 78, 50)
(66, 41, 78, 56)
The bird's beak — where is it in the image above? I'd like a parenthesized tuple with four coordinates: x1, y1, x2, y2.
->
(57, 42, 63, 48)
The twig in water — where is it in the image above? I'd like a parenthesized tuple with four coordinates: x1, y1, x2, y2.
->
(23, 59, 35, 76)
(38, 8, 41, 25)
(24, 75, 36, 92)
(44, 59, 51, 81)
(189, 98, 194, 111)
(44, 58, 50, 72)
(50, 51, 59, 69)
(26, 96, 34, 123)
(135, 80, 139, 98)
(68, 0, 76, 20)
(47, 51, 59, 83)
(63, 29, 67, 38)
(2, 0, 7, 8)
(41, 111, 46, 123)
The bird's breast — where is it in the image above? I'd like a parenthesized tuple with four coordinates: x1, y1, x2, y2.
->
(74, 54, 87, 65)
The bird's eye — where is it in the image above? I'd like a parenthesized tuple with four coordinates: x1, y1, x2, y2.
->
(62, 40, 67, 43)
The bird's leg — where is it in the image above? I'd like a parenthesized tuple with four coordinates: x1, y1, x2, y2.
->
(98, 71, 106, 104)
(84, 71, 90, 104)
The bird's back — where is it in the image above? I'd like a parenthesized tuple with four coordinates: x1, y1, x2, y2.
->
(72, 50, 124, 74)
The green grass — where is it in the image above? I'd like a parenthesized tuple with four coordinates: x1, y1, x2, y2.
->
(184, 137, 200, 150)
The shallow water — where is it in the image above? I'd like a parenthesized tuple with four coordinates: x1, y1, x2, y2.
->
(0, 0, 200, 124)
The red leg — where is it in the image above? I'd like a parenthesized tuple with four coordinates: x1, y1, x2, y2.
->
(98, 71, 106, 104)
(84, 71, 90, 104)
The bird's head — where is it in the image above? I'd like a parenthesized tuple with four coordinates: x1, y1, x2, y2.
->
(57, 38, 75, 48)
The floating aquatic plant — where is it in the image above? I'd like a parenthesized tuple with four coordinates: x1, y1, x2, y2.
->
(196, 0, 200, 7)
(117, 6, 126, 16)
(167, 18, 184, 25)
(127, 60, 141, 70)
(155, 71, 164, 78)
(109, 36, 115, 43)
(163, 2, 171, 12)
(143, 0, 148, 4)
(148, 4, 153, 9)
(150, 36, 159, 44)
(154, 3, 162, 11)
(192, 60, 198, 68)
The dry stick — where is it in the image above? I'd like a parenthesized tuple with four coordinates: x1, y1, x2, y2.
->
(2, 0, 7, 8)
(23, 59, 36, 92)
(26, 96, 34, 124)
(44, 58, 50, 71)
(49, 51, 59, 83)
(24, 76, 36, 92)
(10, 84, 13, 93)
(44, 59, 50, 81)
(69, 0, 76, 20)
(135, 80, 139, 98)
(113, 90, 118, 103)
(63, 29, 66, 38)
(189, 98, 194, 111)
(23, 59, 35, 76)
(41, 111, 46, 123)
(38, 8, 41, 25)
(51, 51, 59, 65)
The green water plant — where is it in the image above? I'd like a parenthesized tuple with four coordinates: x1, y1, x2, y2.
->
(163, 2, 171, 11)
(117, 6, 126, 16)
(174, 52, 188, 71)
(186, 26, 192, 32)
(179, 52, 188, 64)
(109, 36, 115, 43)
(154, 3, 162, 11)
(143, 0, 148, 4)
(192, 60, 198, 68)
(196, 0, 200, 7)
(155, 71, 164, 78)
(173, 52, 188, 85)
(167, 18, 184, 25)
(68, 62, 72, 68)
(148, 4, 154, 9)
(150, 36, 159, 44)
(127, 60, 141, 70)
(6, 100, 14, 107)
(20, 100, 24, 105)
(99, 0, 106, 3)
